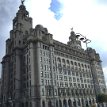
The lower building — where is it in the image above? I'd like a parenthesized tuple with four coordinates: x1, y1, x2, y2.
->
(0, 3, 106, 107)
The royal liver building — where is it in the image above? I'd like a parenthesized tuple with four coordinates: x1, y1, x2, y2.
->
(1, 2, 106, 107)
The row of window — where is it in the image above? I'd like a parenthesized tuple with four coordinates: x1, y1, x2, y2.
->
(57, 57, 90, 68)
(42, 87, 94, 96)
(41, 79, 93, 88)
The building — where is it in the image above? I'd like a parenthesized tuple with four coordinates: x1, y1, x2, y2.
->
(0, 2, 106, 107)
(0, 79, 1, 106)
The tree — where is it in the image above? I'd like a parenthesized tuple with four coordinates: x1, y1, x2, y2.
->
(91, 103, 97, 107)
(97, 94, 107, 103)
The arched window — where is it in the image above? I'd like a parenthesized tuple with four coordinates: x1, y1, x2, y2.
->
(57, 57, 61, 62)
(66, 60, 69, 64)
(74, 62, 77, 66)
(63, 99, 67, 107)
(48, 100, 52, 107)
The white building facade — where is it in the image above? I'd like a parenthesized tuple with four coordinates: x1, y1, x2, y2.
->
(1, 3, 106, 107)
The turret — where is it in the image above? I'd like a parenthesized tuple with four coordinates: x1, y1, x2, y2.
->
(67, 29, 82, 49)
(9, 2, 33, 48)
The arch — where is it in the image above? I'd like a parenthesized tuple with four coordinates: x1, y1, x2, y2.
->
(59, 100, 62, 107)
(68, 99, 72, 107)
(42, 101, 45, 107)
(63, 99, 67, 107)
(48, 100, 52, 107)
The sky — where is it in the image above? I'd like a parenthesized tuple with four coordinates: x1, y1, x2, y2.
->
(0, 0, 107, 85)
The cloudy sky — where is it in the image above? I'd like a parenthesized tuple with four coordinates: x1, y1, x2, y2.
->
(0, 0, 107, 85)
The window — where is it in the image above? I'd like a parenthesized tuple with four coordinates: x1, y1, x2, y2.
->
(59, 76, 63, 80)
(40, 57, 42, 62)
(69, 83, 72, 87)
(69, 77, 72, 81)
(64, 76, 67, 81)
(41, 71, 43, 77)
(42, 88, 44, 96)
(65, 82, 68, 87)
(44, 65, 46, 71)
(77, 78, 79, 82)
(41, 79, 44, 85)
(41, 64, 43, 69)
(73, 77, 76, 82)
(40, 50, 42, 55)
(68, 70, 71, 75)
(81, 84, 84, 88)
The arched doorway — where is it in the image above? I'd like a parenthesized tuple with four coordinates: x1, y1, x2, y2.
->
(42, 101, 45, 107)
(63, 99, 67, 107)
(25, 102, 28, 107)
(73, 99, 76, 107)
(92, 98, 95, 103)
(56, 100, 58, 107)
(85, 100, 88, 107)
(89, 99, 91, 105)
(48, 100, 52, 107)
(59, 100, 62, 107)
(68, 99, 72, 107)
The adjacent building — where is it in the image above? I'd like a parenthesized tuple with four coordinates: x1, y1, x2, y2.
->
(1, 3, 106, 107)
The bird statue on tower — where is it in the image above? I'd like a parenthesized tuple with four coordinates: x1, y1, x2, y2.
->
(21, 0, 25, 5)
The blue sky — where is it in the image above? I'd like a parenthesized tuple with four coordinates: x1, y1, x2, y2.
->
(0, 0, 107, 86)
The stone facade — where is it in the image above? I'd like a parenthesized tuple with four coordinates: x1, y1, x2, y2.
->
(0, 3, 106, 107)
